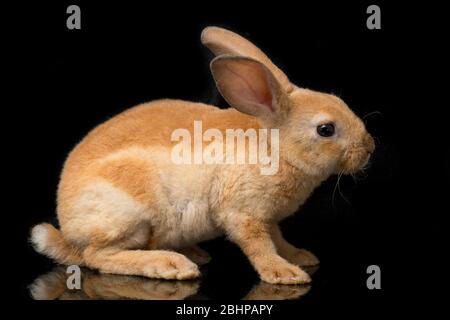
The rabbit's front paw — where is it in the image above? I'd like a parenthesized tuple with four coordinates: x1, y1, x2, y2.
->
(258, 257, 311, 285)
(287, 249, 320, 267)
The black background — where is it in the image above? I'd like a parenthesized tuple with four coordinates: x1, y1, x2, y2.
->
(9, 0, 447, 316)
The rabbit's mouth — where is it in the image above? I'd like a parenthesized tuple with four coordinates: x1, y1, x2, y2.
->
(340, 147, 373, 174)
(340, 133, 375, 174)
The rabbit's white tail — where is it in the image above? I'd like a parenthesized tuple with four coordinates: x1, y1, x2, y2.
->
(30, 223, 84, 266)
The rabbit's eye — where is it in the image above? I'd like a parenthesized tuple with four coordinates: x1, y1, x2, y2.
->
(317, 123, 335, 137)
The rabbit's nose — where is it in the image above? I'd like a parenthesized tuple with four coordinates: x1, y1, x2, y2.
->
(364, 134, 375, 154)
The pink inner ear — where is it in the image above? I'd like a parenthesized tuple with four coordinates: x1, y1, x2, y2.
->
(224, 64, 274, 113)
(260, 89, 274, 112)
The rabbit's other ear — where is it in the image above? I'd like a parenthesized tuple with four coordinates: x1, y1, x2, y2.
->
(211, 55, 289, 122)
(201, 26, 293, 94)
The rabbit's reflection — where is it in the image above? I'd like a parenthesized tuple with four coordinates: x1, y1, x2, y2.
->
(30, 266, 314, 300)
(244, 282, 310, 300)
(30, 266, 199, 300)
(244, 265, 316, 300)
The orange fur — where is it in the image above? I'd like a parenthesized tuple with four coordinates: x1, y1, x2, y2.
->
(30, 27, 374, 285)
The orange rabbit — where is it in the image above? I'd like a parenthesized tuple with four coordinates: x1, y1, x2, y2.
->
(31, 27, 374, 285)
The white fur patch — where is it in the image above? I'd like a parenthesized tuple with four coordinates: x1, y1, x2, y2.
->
(31, 224, 49, 254)
(65, 180, 150, 247)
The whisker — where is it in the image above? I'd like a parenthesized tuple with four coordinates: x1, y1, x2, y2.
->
(363, 110, 382, 120)
(337, 173, 351, 205)
(351, 173, 358, 184)
(363, 110, 382, 125)
(332, 171, 341, 208)
(332, 171, 351, 207)
(372, 135, 381, 146)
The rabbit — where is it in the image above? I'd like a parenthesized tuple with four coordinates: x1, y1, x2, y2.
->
(30, 26, 375, 285)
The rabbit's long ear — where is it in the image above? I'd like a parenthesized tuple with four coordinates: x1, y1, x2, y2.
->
(202, 26, 293, 94)
(211, 55, 290, 122)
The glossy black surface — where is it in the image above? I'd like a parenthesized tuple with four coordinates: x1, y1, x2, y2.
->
(11, 1, 446, 316)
